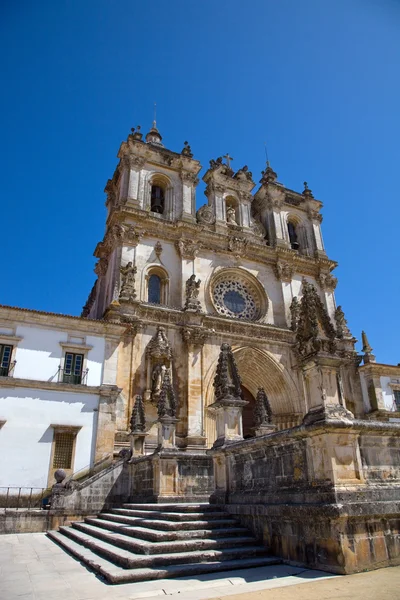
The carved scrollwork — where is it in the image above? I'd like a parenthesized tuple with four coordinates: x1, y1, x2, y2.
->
(228, 236, 248, 256)
(196, 204, 216, 225)
(95, 258, 108, 277)
(181, 327, 211, 346)
(274, 261, 294, 282)
(176, 239, 202, 259)
(319, 271, 338, 291)
(180, 171, 199, 185)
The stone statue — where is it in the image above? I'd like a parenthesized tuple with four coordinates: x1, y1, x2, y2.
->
(184, 274, 201, 312)
(151, 363, 167, 396)
(119, 262, 137, 302)
(290, 297, 300, 331)
(335, 306, 350, 338)
(226, 206, 238, 226)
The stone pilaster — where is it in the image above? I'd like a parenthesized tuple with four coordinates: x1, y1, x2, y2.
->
(181, 326, 211, 450)
(94, 384, 121, 465)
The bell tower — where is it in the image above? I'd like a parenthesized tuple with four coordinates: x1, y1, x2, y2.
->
(84, 122, 202, 320)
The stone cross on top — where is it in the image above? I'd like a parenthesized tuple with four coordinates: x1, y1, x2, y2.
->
(223, 153, 233, 168)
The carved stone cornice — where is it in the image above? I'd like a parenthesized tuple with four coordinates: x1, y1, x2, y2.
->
(274, 260, 294, 282)
(100, 207, 337, 280)
(175, 238, 202, 259)
(181, 326, 212, 346)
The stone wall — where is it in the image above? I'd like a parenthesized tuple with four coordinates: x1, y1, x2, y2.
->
(129, 452, 213, 503)
(49, 459, 129, 526)
(210, 420, 400, 574)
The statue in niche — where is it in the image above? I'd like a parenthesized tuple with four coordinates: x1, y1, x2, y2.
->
(184, 274, 201, 312)
(119, 262, 137, 301)
(226, 206, 238, 226)
(151, 363, 168, 396)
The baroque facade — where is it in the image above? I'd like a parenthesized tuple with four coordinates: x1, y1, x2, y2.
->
(81, 121, 400, 457)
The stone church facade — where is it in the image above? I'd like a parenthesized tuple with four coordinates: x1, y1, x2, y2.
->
(1, 121, 400, 575)
(81, 121, 397, 457)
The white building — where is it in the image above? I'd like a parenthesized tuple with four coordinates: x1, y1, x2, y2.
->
(0, 306, 123, 489)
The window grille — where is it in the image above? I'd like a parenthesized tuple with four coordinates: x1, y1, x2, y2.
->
(53, 432, 75, 469)
(0, 344, 12, 376)
(394, 390, 400, 411)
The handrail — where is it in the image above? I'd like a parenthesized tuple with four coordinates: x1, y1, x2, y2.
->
(0, 486, 50, 510)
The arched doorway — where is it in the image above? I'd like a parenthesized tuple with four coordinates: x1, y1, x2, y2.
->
(241, 385, 256, 439)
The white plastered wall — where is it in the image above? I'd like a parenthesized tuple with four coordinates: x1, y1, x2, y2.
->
(0, 388, 98, 487)
(12, 325, 105, 387)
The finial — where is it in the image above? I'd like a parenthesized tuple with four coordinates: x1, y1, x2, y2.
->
(131, 125, 143, 141)
(153, 102, 157, 128)
(223, 153, 233, 168)
(361, 331, 373, 354)
(361, 330, 376, 363)
(181, 140, 193, 158)
(264, 142, 271, 168)
(303, 181, 314, 198)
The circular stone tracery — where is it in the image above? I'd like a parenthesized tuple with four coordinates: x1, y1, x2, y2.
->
(213, 279, 258, 320)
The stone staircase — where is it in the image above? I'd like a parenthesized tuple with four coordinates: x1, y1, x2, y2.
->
(48, 503, 281, 584)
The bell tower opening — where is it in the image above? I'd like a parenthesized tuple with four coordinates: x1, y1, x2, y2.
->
(150, 184, 165, 214)
(241, 385, 256, 438)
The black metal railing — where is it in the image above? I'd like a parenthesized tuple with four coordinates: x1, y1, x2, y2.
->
(0, 360, 16, 377)
(0, 486, 50, 510)
(57, 366, 89, 385)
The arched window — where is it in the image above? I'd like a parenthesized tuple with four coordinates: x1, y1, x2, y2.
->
(287, 221, 299, 250)
(148, 274, 161, 304)
(145, 267, 169, 305)
(151, 185, 165, 214)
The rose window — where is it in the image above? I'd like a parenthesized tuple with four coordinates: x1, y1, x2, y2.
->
(213, 280, 257, 320)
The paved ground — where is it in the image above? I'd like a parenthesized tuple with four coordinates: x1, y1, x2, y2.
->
(0, 532, 398, 600)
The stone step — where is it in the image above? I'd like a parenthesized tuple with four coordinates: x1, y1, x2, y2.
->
(107, 510, 238, 531)
(86, 516, 249, 542)
(72, 521, 257, 555)
(48, 529, 282, 584)
(122, 503, 220, 513)
(58, 525, 268, 569)
(112, 508, 232, 521)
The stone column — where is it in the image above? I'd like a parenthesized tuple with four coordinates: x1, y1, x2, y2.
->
(182, 327, 210, 450)
(94, 384, 120, 465)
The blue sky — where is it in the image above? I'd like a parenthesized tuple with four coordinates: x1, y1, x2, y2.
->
(1, 0, 399, 363)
